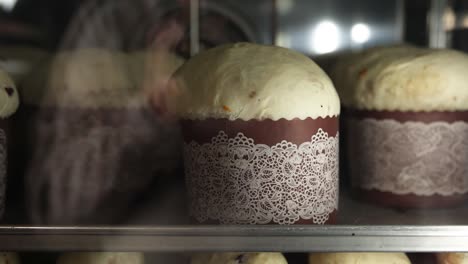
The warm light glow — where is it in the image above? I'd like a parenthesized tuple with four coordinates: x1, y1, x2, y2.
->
(351, 23, 371, 44)
(444, 7, 456, 30)
(311, 21, 340, 54)
(0, 0, 17, 11)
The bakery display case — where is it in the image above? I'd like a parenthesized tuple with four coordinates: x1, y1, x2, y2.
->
(0, 0, 468, 263)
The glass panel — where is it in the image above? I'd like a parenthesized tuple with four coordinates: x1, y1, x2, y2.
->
(0, 0, 465, 258)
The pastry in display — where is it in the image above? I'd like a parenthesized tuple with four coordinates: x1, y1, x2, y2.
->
(0, 252, 20, 264)
(0, 69, 20, 219)
(57, 252, 144, 264)
(308, 252, 411, 264)
(337, 47, 468, 208)
(436, 253, 468, 264)
(173, 42, 340, 225)
(328, 45, 420, 188)
(191, 253, 287, 264)
(25, 48, 183, 224)
(330, 45, 421, 102)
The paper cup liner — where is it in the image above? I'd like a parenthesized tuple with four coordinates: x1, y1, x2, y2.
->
(181, 117, 339, 225)
(346, 109, 468, 208)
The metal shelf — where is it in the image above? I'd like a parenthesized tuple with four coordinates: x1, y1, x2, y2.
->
(126, 184, 468, 226)
(1, 225, 468, 252)
(3, 185, 468, 252)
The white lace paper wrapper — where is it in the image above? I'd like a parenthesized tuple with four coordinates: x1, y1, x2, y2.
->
(348, 118, 468, 196)
(184, 129, 339, 225)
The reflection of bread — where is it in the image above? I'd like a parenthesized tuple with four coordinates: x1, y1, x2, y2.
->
(128, 49, 184, 93)
(191, 253, 288, 264)
(46, 49, 140, 108)
(25, 48, 183, 224)
(436, 253, 468, 264)
(0, 252, 20, 264)
(22, 48, 184, 108)
(309, 252, 411, 264)
(0, 68, 19, 118)
(333, 46, 468, 111)
(174, 42, 340, 121)
(57, 252, 144, 264)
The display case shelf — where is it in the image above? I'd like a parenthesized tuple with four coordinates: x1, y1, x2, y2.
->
(2, 191, 468, 252)
(1, 225, 468, 252)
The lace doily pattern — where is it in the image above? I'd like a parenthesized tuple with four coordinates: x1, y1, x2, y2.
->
(184, 129, 339, 225)
(348, 118, 468, 196)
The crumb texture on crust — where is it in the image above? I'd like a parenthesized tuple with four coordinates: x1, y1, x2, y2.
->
(332, 46, 468, 111)
(174, 42, 340, 121)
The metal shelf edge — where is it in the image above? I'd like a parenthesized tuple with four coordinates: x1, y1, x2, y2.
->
(0, 225, 468, 252)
